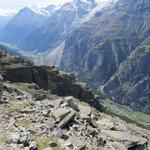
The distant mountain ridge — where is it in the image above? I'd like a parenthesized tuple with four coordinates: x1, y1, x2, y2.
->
(0, 7, 49, 45)
(19, 0, 97, 52)
(0, 0, 150, 114)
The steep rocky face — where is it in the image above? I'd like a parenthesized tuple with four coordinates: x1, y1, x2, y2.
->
(58, 0, 150, 113)
(0, 7, 47, 45)
(102, 37, 150, 114)
(60, 0, 150, 82)
(20, 0, 96, 52)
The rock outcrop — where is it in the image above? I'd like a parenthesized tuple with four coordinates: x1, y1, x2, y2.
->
(3, 66, 100, 109)
(0, 45, 99, 109)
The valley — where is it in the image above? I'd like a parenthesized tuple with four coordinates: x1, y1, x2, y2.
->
(0, 0, 150, 149)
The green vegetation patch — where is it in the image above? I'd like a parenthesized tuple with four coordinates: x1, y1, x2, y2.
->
(101, 99, 150, 129)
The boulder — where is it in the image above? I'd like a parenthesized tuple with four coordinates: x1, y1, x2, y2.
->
(44, 119, 55, 129)
(52, 108, 71, 121)
(66, 96, 80, 112)
(53, 98, 63, 107)
(29, 141, 38, 150)
(102, 130, 148, 150)
(10, 132, 21, 144)
(96, 118, 115, 129)
(58, 111, 76, 128)
(78, 104, 91, 119)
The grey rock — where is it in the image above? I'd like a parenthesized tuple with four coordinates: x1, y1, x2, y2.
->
(111, 142, 126, 150)
(102, 130, 148, 150)
(55, 129, 64, 138)
(44, 120, 55, 130)
(54, 129, 69, 139)
(20, 135, 29, 147)
(76, 144, 86, 150)
(42, 110, 50, 117)
(78, 104, 91, 119)
(29, 141, 38, 150)
(67, 97, 79, 112)
(53, 98, 63, 107)
(52, 108, 71, 121)
(10, 132, 20, 144)
(20, 108, 35, 113)
(64, 141, 73, 148)
(58, 111, 76, 128)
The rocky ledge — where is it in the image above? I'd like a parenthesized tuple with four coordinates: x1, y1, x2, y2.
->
(0, 81, 149, 150)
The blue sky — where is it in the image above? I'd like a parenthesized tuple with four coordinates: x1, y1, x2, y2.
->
(0, 0, 71, 15)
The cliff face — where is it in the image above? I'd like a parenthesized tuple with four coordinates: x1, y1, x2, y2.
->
(102, 37, 150, 113)
(58, 0, 150, 113)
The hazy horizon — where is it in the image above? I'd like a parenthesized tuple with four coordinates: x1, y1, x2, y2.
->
(0, 0, 72, 16)
(0, 0, 112, 16)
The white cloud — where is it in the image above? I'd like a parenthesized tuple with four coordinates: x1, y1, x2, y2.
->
(0, 8, 16, 16)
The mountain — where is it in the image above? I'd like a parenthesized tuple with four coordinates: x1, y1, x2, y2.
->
(0, 0, 149, 114)
(0, 15, 13, 31)
(0, 7, 48, 45)
(0, 44, 150, 150)
(20, 0, 96, 52)
(102, 36, 150, 113)
(45, 4, 56, 12)
(46, 0, 150, 113)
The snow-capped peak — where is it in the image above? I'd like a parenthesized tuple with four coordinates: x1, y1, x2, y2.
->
(29, 5, 50, 16)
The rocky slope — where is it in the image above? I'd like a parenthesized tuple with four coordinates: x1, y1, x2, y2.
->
(0, 82, 150, 150)
(0, 47, 150, 150)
